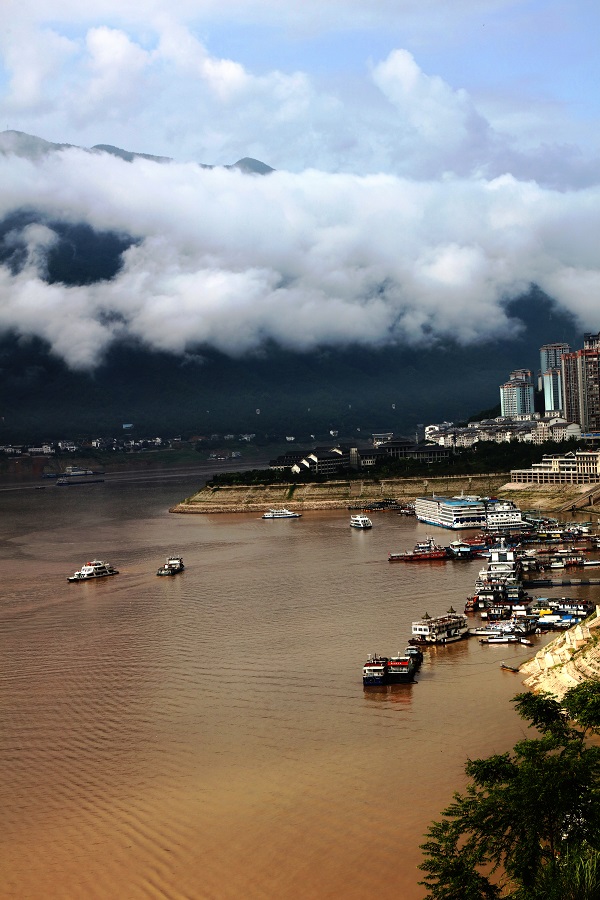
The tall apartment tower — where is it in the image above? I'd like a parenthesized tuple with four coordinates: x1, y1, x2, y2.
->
(540, 342, 570, 415)
(509, 368, 533, 384)
(561, 333, 600, 432)
(540, 342, 570, 373)
(500, 377, 535, 417)
(542, 369, 563, 415)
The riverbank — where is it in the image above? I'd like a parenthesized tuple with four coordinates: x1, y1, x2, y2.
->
(520, 610, 600, 699)
(170, 474, 592, 515)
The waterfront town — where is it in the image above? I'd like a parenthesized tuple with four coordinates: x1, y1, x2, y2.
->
(4, 333, 600, 488)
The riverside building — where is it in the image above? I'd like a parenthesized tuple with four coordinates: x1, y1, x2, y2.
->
(561, 333, 600, 432)
(500, 374, 535, 417)
(511, 450, 600, 484)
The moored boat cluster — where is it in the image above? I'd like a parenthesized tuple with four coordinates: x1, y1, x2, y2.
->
(366, 504, 600, 688)
(363, 645, 424, 686)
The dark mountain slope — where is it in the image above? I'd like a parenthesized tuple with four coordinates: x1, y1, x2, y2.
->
(0, 290, 580, 442)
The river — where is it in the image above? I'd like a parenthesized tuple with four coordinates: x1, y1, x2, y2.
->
(0, 473, 590, 899)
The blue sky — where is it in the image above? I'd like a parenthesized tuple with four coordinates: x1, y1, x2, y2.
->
(1, 0, 598, 178)
(0, 0, 599, 369)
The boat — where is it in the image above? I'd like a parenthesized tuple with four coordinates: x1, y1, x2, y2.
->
(479, 634, 520, 644)
(386, 654, 417, 684)
(67, 560, 119, 582)
(261, 508, 302, 519)
(410, 608, 469, 644)
(350, 514, 373, 529)
(500, 663, 520, 673)
(404, 645, 424, 668)
(56, 477, 105, 486)
(362, 651, 418, 686)
(414, 495, 523, 531)
(157, 556, 185, 576)
(446, 540, 478, 560)
(388, 537, 448, 562)
(362, 655, 389, 686)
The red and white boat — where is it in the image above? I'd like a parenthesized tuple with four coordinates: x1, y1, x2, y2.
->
(389, 537, 448, 562)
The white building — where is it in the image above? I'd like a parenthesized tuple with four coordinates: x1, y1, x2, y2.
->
(511, 450, 600, 484)
(500, 379, 535, 417)
(542, 368, 563, 415)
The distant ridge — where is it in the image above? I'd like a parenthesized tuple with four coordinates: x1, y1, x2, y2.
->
(0, 129, 274, 174)
(91, 143, 173, 164)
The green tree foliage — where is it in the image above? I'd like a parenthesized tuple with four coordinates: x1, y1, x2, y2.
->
(419, 681, 600, 899)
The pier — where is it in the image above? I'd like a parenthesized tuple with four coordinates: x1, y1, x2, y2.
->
(525, 577, 600, 587)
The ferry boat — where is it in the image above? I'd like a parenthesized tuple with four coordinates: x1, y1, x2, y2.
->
(470, 539, 529, 612)
(446, 540, 478, 559)
(362, 655, 389, 686)
(388, 537, 448, 562)
(350, 514, 373, 529)
(362, 651, 419, 686)
(404, 645, 424, 668)
(386, 654, 417, 683)
(414, 495, 523, 531)
(157, 556, 185, 576)
(67, 560, 119, 582)
(410, 608, 469, 644)
(262, 508, 302, 519)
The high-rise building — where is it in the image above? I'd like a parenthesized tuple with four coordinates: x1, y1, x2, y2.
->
(540, 342, 570, 374)
(500, 379, 534, 417)
(509, 368, 533, 384)
(561, 333, 600, 432)
(542, 368, 563, 415)
(540, 343, 570, 415)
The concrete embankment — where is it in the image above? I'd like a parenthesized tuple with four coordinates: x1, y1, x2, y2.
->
(170, 473, 589, 515)
(520, 610, 600, 699)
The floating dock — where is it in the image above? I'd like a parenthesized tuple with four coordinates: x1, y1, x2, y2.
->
(525, 577, 600, 587)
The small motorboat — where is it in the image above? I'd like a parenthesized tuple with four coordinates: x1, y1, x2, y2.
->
(157, 556, 185, 576)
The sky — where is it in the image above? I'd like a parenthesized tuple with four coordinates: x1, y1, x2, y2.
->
(0, 0, 599, 369)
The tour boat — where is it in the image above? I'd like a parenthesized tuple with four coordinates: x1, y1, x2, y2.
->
(262, 508, 302, 519)
(157, 556, 185, 576)
(350, 514, 373, 529)
(67, 560, 119, 582)
(389, 537, 448, 562)
(410, 609, 469, 644)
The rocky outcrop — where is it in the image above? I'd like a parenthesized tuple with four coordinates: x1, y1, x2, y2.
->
(521, 609, 600, 699)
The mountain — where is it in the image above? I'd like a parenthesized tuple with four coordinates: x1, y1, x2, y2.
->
(0, 130, 273, 174)
(0, 288, 580, 442)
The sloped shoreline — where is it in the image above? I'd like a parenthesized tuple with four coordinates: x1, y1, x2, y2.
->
(169, 474, 589, 515)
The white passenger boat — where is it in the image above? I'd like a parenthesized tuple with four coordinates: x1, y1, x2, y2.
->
(261, 508, 302, 519)
(411, 609, 469, 644)
(67, 560, 119, 582)
(350, 514, 373, 529)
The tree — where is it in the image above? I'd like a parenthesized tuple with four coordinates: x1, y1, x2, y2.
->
(419, 681, 600, 899)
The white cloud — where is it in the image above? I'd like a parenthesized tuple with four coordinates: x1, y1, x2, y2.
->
(0, 149, 599, 369)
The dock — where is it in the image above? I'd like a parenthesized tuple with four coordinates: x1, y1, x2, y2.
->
(525, 577, 600, 587)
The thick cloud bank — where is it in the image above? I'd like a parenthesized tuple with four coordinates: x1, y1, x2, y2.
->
(1, 146, 599, 369)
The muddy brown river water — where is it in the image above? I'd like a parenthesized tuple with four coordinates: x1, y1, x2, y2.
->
(1, 473, 591, 898)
